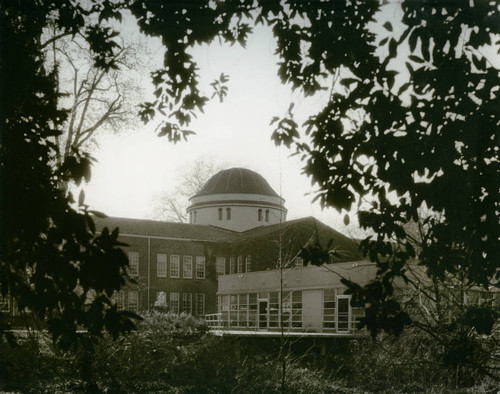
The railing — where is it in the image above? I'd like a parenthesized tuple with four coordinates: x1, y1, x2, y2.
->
(205, 313, 364, 335)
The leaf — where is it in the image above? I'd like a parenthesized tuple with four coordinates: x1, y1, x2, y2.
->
(383, 21, 393, 32)
(78, 189, 85, 206)
(89, 210, 108, 219)
(343, 213, 350, 226)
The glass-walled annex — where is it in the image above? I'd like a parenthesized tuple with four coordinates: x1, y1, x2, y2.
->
(215, 288, 365, 334)
(207, 262, 378, 335)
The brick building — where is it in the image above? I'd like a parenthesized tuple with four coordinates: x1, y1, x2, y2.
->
(95, 168, 363, 316)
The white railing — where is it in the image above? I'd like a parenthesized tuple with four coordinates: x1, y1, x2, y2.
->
(205, 313, 363, 335)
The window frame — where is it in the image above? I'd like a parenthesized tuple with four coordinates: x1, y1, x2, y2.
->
(157, 253, 167, 278)
(216, 257, 226, 276)
(237, 256, 243, 273)
(196, 256, 205, 279)
(182, 292, 193, 314)
(196, 293, 205, 316)
(128, 290, 139, 312)
(170, 254, 180, 278)
(183, 255, 193, 279)
(170, 292, 180, 313)
(128, 251, 139, 276)
(245, 255, 251, 272)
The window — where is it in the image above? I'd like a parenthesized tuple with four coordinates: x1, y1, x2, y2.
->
(245, 256, 252, 272)
(170, 255, 180, 278)
(157, 254, 167, 277)
(294, 257, 304, 268)
(216, 257, 226, 276)
(193, 210, 197, 223)
(218, 208, 223, 220)
(226, 207, 231, 220)
(196, 256, 205, 279)
(258, 209, 263, 221)
(237, 256, 243, 273)
(195, 293, 205, 316)
(128, 290, 139, 312)
(183, 255, 193, 278)
(182, 293, 192, 314)
(229, 257, 236, 274)
(170, 292, 179, 313)
(323, 289, 336, 330)
(128, 251, 139, 276)
(115, 290, 125, 311)
(265, 209, 269, 222)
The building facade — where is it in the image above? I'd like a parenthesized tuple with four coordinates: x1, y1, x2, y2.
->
(95, 168, 364, 317)
(210, 261, 377, 335)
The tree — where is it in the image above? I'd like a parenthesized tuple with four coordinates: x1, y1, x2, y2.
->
(3, 1, 498, 381)
(128, 0, 499, 379)
(0, 0, 143, 350)
(150, 158, 222, 222)
(46, 33, 147, 167)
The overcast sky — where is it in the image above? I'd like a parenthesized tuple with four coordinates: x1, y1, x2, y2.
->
(82, 15, 368, 237)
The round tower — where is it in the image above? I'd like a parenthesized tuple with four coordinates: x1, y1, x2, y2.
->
(187, 168, 287, 232)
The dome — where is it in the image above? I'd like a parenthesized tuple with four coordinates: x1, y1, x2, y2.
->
(194, 168, 279, 198)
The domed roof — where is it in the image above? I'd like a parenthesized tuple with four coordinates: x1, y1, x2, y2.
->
(193, 168, 279, 198)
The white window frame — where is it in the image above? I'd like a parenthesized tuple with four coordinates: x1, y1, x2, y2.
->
(245, 255, 251, 272)
(196, 256, 205, 279)
(196, 293, 205, 316)
(294, 257, 304, 268)
(230, 257, 235, 274)
(128, 290, 139, 312)
(183, 255, 193, 279)
(182, 293, 192, 314)
(128, 251, 139, 276)
(157, 253, 167, 278)
(170, 292, 180, 313)
(216, 257, 226, 276)
(237, 256, 243, 273)
(170, 254, 180, 278)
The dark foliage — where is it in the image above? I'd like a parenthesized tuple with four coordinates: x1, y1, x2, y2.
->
(0, 0, 141, 349)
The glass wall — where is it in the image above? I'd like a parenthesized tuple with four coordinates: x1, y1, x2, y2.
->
(217, 288, 364, 334)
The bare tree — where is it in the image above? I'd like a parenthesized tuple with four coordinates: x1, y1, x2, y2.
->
(150, 158, 223, 222)
(45, 29, 149, 166)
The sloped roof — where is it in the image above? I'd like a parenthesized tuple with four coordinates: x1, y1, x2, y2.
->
(193, 168, 279, 198)
(237, 217, 363, 262)
(94, 216, 362, 261)
(94, 216, 238, 242)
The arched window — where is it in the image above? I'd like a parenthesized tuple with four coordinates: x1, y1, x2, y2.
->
(218, 208, 223, 220)
(193, 210, 197, 223)
(265, 209, 269, 222)
(258, 209, 262, 221)
(226, 207, 231, 220)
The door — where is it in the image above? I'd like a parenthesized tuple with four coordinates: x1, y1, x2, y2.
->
(336, 295, 350, 333)
(258, 299, 268, 329)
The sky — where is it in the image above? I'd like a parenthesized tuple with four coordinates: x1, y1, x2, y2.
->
(83, 17, 366, 237)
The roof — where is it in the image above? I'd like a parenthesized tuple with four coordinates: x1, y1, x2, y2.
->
(237, 217, 364, 262)
(193, 168, 279, 198)
(94, 216, 363, 261)
(94, 216, 238, 242)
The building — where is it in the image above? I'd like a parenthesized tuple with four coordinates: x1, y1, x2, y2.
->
(209, 261, 377, 336)
(95, 168, 364, 317)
